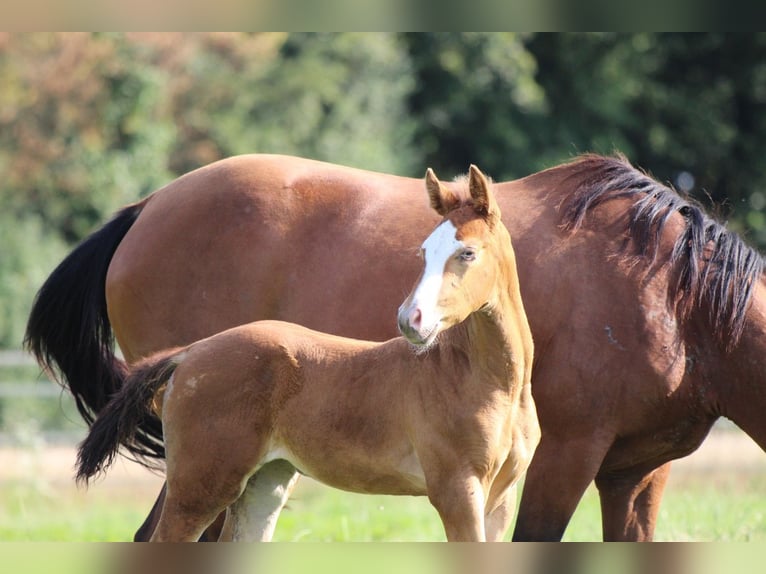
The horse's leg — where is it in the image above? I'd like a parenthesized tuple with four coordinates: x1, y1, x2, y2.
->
(151, 449, 253, 542)
(428, 474, 487, 541)
(150, 487, 231, 542)
(135, 484, 228, 542)
(484, 484, 517, 542)
(203, 511, 228, 541)
(595, 462, 671, 541)
(134, 484, 166, 541)
(224, 460, 300, 542)
(513, 434, 612, 541)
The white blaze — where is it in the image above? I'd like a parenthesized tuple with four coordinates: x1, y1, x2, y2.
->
(408, 220, 463, 330)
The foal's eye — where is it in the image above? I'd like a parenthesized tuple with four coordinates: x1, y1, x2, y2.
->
(459, 249, 476, 262)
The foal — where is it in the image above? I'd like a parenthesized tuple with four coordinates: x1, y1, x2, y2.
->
(76, 165, 540, 542)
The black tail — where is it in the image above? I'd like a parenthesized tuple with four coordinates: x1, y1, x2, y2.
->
(76, 350, 181, 484)
(24, 201, 166, 460)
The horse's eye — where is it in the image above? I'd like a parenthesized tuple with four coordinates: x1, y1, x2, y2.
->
(459, 249, 476, 262)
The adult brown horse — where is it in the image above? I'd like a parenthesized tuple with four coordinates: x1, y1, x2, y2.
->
(27, 153, 764, 541)
(75, 167, 540, 542)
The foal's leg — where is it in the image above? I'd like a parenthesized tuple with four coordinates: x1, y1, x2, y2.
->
(136, 484, 229, 541)
(595, 462, 671, 541)
(151, 448, 256, 542)
(223, 460, 300, 542)
(484, 484, 517, 542)
(151, 487, 232, 542)
(428, 474, 487, 541)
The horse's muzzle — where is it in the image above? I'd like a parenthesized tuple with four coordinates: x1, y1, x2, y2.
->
(398, 313, 437, 348)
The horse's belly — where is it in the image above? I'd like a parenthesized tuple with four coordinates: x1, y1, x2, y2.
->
(261, 443, 427, 496)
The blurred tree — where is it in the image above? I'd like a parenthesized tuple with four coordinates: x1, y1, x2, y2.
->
(528, 33, 766, 244)
(0, 212, 67, 347)
(404, 33, 766, 247)
(0, 33, 176, 243)
(403, 32, 546, 179)
(162, 32, 417, 176)
(0, 32, 417, 243)
(0, 33, 176, 347)
(520, 33, 649, 166)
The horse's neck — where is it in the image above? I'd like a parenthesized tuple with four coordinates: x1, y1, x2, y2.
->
(716, 283, 766, 450)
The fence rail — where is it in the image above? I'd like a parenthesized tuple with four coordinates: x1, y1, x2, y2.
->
(0, 349, 56, 398)
(0, 382, 61, 398)
(0, 350, 80, 442)
(0, 349, 38, 367)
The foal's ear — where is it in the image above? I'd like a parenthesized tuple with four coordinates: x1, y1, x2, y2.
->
(468, 165, 500, 218)
(425, 168, 459, 216)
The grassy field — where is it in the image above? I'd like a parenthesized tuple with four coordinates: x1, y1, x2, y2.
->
(1, 426, 764, 542)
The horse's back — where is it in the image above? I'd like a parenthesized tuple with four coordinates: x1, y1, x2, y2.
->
(106, 155, 431, 361)
(190, 319, 381, 358)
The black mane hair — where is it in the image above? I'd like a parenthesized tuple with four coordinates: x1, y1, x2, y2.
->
(558, 153, 764, 349)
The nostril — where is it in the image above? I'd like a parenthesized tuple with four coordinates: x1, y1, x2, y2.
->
(409, 307, 422, 330)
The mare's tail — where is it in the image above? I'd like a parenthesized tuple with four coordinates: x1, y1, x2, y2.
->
(24, 201, 166, 460)
(76, 350, 182, 484)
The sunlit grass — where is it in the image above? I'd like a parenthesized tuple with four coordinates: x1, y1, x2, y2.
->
(273, 482, 444, 542)
(1, 446, 764, 542)
(0, 479, 152, 541)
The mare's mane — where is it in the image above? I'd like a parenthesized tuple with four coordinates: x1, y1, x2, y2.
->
(556, 153, 764, 348)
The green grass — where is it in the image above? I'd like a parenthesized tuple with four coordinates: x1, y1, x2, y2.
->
(273, 483, 445, 542)
(653, 475, 766, 542)
(0, 479, 152, 542)
(273, 477, 766, 542)
(2, 470, 765, 542)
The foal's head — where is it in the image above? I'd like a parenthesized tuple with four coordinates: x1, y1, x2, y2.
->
(398, 165, 512, 348)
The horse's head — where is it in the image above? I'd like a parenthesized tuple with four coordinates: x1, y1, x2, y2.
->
(398, 165, 511, 348)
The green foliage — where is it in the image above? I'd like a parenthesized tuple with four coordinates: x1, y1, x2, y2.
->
(169, 33, 417, 175)
(529, 33, 766, 244)
(0, 213, 67, 348)
(0, 33, 416, 243)
(0, 34, 176, 243)
(404, 32, 545, 178)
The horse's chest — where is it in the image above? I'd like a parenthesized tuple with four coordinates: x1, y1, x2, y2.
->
(451, 409, 518, 472)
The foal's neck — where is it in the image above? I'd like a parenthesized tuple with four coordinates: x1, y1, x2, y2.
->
(447, 284, 530, 391)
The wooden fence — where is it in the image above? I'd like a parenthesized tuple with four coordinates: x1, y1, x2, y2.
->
(0, 350, 83, 444)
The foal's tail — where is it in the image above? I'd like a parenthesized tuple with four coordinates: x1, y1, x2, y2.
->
(24, 200, 166, 461)
(76, 349, 183, 484)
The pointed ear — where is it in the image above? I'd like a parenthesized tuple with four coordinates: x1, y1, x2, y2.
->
(468, 164, 500, 218)
(425, 168, 459, 216)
